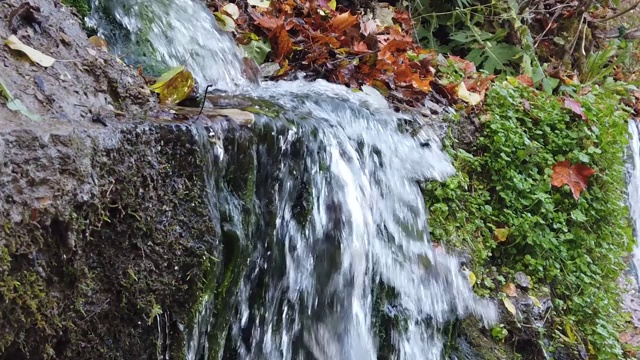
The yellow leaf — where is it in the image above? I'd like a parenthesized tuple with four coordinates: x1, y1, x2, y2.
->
(88, 35, 108, 51)
(222, 3, 240, 20)
(328, 0, 337, 10)
(247, 0, 271, 7)
(214, 12, 236, 32)
(457, 82, 482, 106)
(529, 295, 542, 308)
(157, 69, 195, 105)
(493, 227, 510, 242)
(468, 271, 477, 287)
(501, 282, 517, 297)
(150, 66, 185, 92)
(565, 322, 577, 343)
(502, 297, 517, 316)
(4, 35, 56, 67)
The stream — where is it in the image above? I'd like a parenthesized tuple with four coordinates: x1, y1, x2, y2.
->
(88, 0, 498, 358)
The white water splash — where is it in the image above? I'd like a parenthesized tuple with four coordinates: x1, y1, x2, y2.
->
(88, 0, 247, 91)
(628, 121, 640, 282)
(230, 80, 497, 360)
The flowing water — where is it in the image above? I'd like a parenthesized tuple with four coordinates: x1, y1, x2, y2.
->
(628, 121, 640, 284)
(92, 0, 497, 358)
(87, 0, 247, 91)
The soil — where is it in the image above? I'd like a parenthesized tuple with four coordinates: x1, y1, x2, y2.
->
(0, 0, 154, 132)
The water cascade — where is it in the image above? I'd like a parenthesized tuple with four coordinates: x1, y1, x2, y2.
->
(628, 121, 640, 284)
(91, 0, 497, 358)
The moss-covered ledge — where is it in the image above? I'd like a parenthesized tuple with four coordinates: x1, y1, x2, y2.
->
(0, 119, 253, 359)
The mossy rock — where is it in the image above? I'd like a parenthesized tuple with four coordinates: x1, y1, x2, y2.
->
(0, 121, 256, 359)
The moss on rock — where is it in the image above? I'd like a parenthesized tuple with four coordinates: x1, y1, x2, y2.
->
(0, 123, 253, 359)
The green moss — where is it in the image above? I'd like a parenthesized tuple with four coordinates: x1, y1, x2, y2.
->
(0, 126, 223, 359)
(424, 81, 632, 358)
(61, 0, 91, 18)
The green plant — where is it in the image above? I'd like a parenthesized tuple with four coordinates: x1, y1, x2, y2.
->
(424, 81, 632, 357)
(408, 0, 525, 74)
(491, 324, 509, 341)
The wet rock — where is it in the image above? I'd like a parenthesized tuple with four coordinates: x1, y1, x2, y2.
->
(515, 271, 532, 290)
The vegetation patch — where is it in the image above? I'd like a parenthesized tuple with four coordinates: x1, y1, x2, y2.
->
(424, 80, 633, 357)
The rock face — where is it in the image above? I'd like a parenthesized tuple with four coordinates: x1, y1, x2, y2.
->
(0, 120, 253, 359)
(0, 1, 256, 358)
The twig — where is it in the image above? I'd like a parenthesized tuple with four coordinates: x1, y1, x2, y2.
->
(198, 84, 215, 119)
(534, 4, 571, 48)
(594, 0, 640, 22)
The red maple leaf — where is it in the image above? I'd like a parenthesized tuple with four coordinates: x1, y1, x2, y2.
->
(550, 160, 596, 200)
(562, 97, 587, 121)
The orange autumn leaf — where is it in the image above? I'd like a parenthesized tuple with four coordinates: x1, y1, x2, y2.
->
(516, 74, 534, 87)
(328, 12, 359, 33)
(379, 39, 412, 60)
(269, 24, 293, 62)
(352, 41, 369, 53)
(250, 9, 286, 31)
(501, 283, 517, 297)
(550, 160, 596, 200)
(412, 75, 432, 93)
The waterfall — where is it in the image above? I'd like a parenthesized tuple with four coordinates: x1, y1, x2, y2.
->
(628, 121, 640, 283)
(87, 0, 247, 91)
(91, 0, 497, 358)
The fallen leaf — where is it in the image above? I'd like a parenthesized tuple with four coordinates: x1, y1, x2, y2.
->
(250, 10, 284, 30)
(269, 24, 292, 62)
(242, 39, 271, 64)
(501, 283, 517, 297)
(247, 0, 271, 7)
(562, 97, 587, 121)
(360, 19, 377, 35)
(4, 35, 56, 67)
(88, 35, 108, 51)
(0, 76, 41, 121)
(412, 76, 432, 93)
(318, 0, 336, 10)
(468, 271, 477, 287)
(222, 3, 240, 20)
(328, 12, 359, 33)
(375, 5, 394, 27)
(529, 295, 542, 308)
(550, 160, 596, 200)
(494, 227, 510, 242)
(352, 41, 368, 53)
(214, 12, 236, 32)
(516, 74, 534, 87)
(457, 82, 482, 105)
(503, 297, 517, 316)
(150, 66, 185, 91)
(150, 66, 195, 105)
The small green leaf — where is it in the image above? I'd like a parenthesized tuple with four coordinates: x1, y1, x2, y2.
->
(214, 12, 236, 32)
(242, 39, 271, 65)
(0, 77, 41, 121)
(7, 98, 41, 121)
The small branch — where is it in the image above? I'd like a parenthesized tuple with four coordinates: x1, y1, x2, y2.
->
(594, 0, 640, 22)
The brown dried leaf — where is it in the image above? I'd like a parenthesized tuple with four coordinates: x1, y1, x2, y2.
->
(269, 24, 292, 62)
(501, 283, 517, 297)
(550, 160, 596, 200)
(328, 12, 359, 33)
